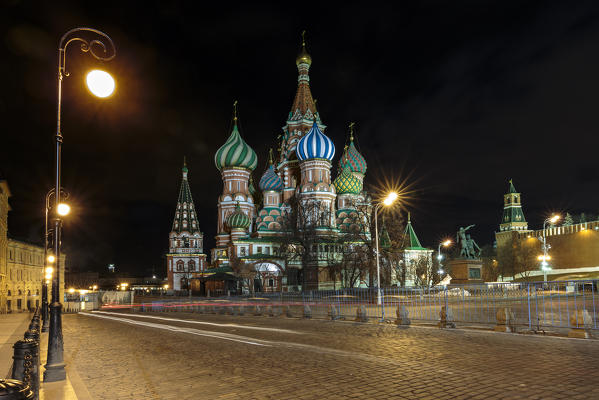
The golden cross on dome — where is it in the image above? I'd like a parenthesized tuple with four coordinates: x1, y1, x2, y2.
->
(233, 100, 238, 122)
(348, 122, 355, 141)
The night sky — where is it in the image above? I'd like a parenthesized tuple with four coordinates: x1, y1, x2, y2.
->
(2, 1, 599, 276)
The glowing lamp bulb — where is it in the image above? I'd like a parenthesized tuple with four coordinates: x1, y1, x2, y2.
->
(45, 266, 54, 275)
(57, 203, 71, 216)
(47, 255, 56, 263)
(86, 69, 115, 98)
(383, 192, 398, 206)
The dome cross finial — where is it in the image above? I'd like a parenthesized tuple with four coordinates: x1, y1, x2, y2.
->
(301, 30, 306, 47)
(349, 122, 355, 141)
(268, 148, 274, 165)
(233, 100, 238, 122)
(183, 155, 187, 167)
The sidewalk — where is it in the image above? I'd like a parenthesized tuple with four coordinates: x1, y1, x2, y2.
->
(0, 312, 31, 378)
(0, 312, 91, 400)
(39, 327, 89, 400)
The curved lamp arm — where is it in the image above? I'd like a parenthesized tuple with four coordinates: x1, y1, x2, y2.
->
(59, 27, 116, 77)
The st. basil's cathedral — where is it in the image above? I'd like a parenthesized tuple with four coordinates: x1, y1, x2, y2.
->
(166, 37, 430, 293)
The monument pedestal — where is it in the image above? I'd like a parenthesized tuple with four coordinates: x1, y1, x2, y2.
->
(448, 259, 483, 284)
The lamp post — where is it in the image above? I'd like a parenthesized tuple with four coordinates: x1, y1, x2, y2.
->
(541, 214, 560, 284)
(437, 239, 452, 277)
(42, 188, 67, 332)
(374, 192, 399, 318)
(45, 27, 116, 383)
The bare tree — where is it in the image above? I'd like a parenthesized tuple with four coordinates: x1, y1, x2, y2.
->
(497, 235, 539, 280)
(229, 254, 256, 296)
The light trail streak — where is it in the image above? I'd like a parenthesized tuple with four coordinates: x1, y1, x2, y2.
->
(92, 311, 302, 334)
(82, 312, 272, 347)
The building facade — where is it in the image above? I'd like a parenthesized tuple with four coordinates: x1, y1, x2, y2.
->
(0, 178, 66, 313)
(495, 180, 599, 280)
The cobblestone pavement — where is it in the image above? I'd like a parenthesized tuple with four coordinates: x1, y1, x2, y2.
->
(61, 311, 599, 399)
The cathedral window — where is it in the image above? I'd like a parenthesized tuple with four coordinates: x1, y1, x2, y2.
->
(257, 246, 262, 254)
(188, 260, 196, 271)
(176, 260, 184, 271)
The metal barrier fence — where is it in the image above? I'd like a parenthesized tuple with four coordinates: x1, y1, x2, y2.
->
(125, 280, 598, 331)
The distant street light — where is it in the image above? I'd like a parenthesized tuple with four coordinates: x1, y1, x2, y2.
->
(541, 214, 560, 283)
(374, 191, 399, 318)
(42, 187, 66, 333)
(45, 27, 116, 383)
(437, 240, 452, 276)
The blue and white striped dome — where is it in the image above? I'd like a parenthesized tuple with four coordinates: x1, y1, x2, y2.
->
(259, 165, 283, 191)
(296, 121, 335, 161)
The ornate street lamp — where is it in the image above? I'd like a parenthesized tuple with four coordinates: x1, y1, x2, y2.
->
(42, 187, 68, 332)
(44, 27, 116, 383)
(437, 239, 452, 276)
(374, 191, 399, 319)
(540, 214, 560, 284)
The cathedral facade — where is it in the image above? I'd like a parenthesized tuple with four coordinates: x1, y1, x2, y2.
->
(166, 38, 373, 292)
(166, 38, 396, 292)
(212, 38, 374, 292)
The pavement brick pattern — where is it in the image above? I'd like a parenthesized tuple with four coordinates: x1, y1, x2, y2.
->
(62, 312, 599, 399)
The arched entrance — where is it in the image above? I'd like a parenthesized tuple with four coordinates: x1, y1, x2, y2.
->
(253, 262, 283, 293)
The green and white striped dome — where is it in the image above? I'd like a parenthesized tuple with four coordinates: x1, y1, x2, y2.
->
(215, 122, 258, 171)
(226, 203, 251, 230)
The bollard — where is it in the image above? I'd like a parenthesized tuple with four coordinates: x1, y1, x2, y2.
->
(285, 306, 293, 318)
(438, 306, 456, 329)
(272, 307, 282, 317)
(395, 305, 411, 326)
(355, 305, 368, 323)
(12, 339, 38, 399)
(303, 305, 312, 319)
(23, 329, 39, 343)
(28, 320, 39, 332)
(329, 305, 340, 320)
(0, 379, 34, 400)
(568, 309, 593, 339)
(495, 307, 516, 333)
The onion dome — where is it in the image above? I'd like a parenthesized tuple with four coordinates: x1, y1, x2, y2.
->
(226, 203, 251, 230)
(338, 132, 367, 175)
(215, 111, 258, 171)
(259, 165, 283, 191)
(296, 120, 335, 161)
(334, 165, 363, 195)
(296, 31, 312, 66)
(259, 149, 283, 191)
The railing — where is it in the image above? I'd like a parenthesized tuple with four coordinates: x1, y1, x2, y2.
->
(118, 280, 599, 332)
